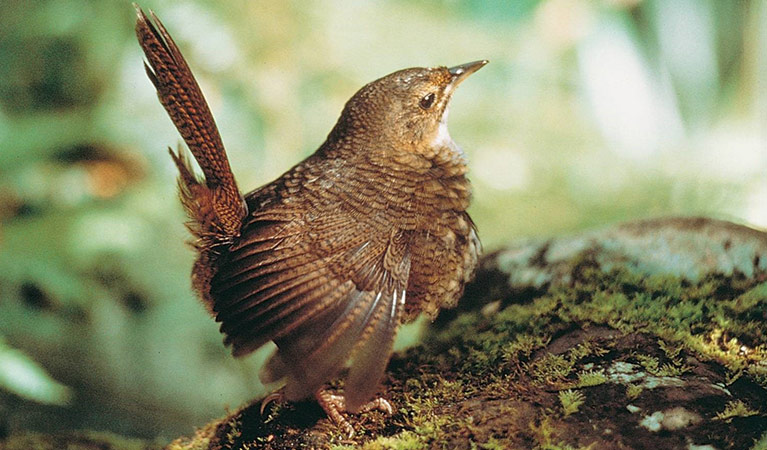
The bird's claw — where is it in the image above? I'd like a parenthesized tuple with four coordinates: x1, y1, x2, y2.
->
(260, 390, 285, 415)
(359, 396, 393, 415)
(315, 389, 393, 437)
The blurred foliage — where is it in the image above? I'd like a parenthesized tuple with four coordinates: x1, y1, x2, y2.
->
(0, 0, 764, 442)
(0, 337, 72, 406)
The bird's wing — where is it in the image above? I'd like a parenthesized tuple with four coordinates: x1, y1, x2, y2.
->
(211, 207, 410, 411)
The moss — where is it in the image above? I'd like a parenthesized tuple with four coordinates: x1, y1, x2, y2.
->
(531, 353, 577, 385)
(332, 431, 426, 450)
(753, 432, 767, 450)
(576, 370, 608, 388)
(625, 384, 643, 400)
(716, 400, 760, 422)
(655, 363, 691, 377)
(527, 415, 593, 450)
(160, 251, 767, 449)
(558, 390, 585, 417)
(529, 264, 767, 391)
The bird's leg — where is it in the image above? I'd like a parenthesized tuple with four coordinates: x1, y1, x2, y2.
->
(316, 389, 354, 437)
(315, 389, 393, 437)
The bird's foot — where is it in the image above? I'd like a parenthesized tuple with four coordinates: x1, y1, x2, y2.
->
(315, 389, 393, 437)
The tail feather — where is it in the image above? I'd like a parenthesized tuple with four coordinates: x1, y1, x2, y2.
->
(135, 4, 246, 239)
(168, 146, 215, 242)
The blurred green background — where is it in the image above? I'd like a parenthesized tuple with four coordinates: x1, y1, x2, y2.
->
(0, 0, 764, 442)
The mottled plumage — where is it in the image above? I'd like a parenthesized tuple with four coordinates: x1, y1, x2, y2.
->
(135, 5, 483, 434)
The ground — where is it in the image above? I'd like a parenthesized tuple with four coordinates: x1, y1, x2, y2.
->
(3, 217, 766, 449)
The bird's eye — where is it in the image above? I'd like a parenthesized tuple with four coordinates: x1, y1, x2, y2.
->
(419, 93, 436, 110)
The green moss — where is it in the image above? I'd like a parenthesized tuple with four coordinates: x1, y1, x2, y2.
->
(753, 432, 767, 450)
(528, 415, 592, 450)
(332, 431, 426, 450)
(531, 353, 576, 384)
(655, 363, 691, 377)
(529, 341, 608, 388)
(395, 262, 764, 445)
(508, 264, 767, 391)
(625, 384, 643, 400)
(576, 370, 608, 388)
(502, 334, 550, 363)
(163, 251, 767, 448)
(634, 354, 660, 373)
(479, 437, 509, 450)
(716, 400, 760, 422)
(558, 390, 585, 417)
(732, 282, 767, 312)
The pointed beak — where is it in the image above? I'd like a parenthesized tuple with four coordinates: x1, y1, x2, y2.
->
(448, 60, 489, 86)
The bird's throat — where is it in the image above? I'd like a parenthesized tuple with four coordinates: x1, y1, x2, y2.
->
(428, 107, 467, 171)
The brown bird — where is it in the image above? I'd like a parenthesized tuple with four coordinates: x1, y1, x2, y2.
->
(135, 5, 483, 435)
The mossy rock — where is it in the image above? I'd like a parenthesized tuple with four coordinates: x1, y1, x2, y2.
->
(4, 217, 764, 449)
(161, 217, 767, 449)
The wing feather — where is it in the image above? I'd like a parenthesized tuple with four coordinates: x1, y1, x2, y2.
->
(219, 266, 339, 333)
(266, 289, 381, 400)
(213, 251, 318, 299)
(226, 279, 355, 357)
(344, 287, 404, 411)
(211, 207, 411, 402)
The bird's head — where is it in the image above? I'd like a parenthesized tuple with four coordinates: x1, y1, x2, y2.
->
(326, 60, 488, 162)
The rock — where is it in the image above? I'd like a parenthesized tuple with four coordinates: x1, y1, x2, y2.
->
(14, 217, 762, 450)
(167, 217, 767, 449)
(459, 217, 767, 316)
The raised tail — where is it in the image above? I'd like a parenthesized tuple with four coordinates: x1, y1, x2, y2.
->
(135, 5, 246, 242)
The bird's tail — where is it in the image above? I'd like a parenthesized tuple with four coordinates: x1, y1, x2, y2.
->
(135, 5, 246, 245)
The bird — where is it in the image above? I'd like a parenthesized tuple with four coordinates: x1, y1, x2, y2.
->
(134, 5, 484, 436)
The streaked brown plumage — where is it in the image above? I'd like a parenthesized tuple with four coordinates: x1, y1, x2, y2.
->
(135, 5, 483, 435)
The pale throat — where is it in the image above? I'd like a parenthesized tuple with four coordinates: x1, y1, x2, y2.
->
(431, 105, 466, 165)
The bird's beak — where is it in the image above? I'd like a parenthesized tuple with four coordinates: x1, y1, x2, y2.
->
(448, 60, 489, 86)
